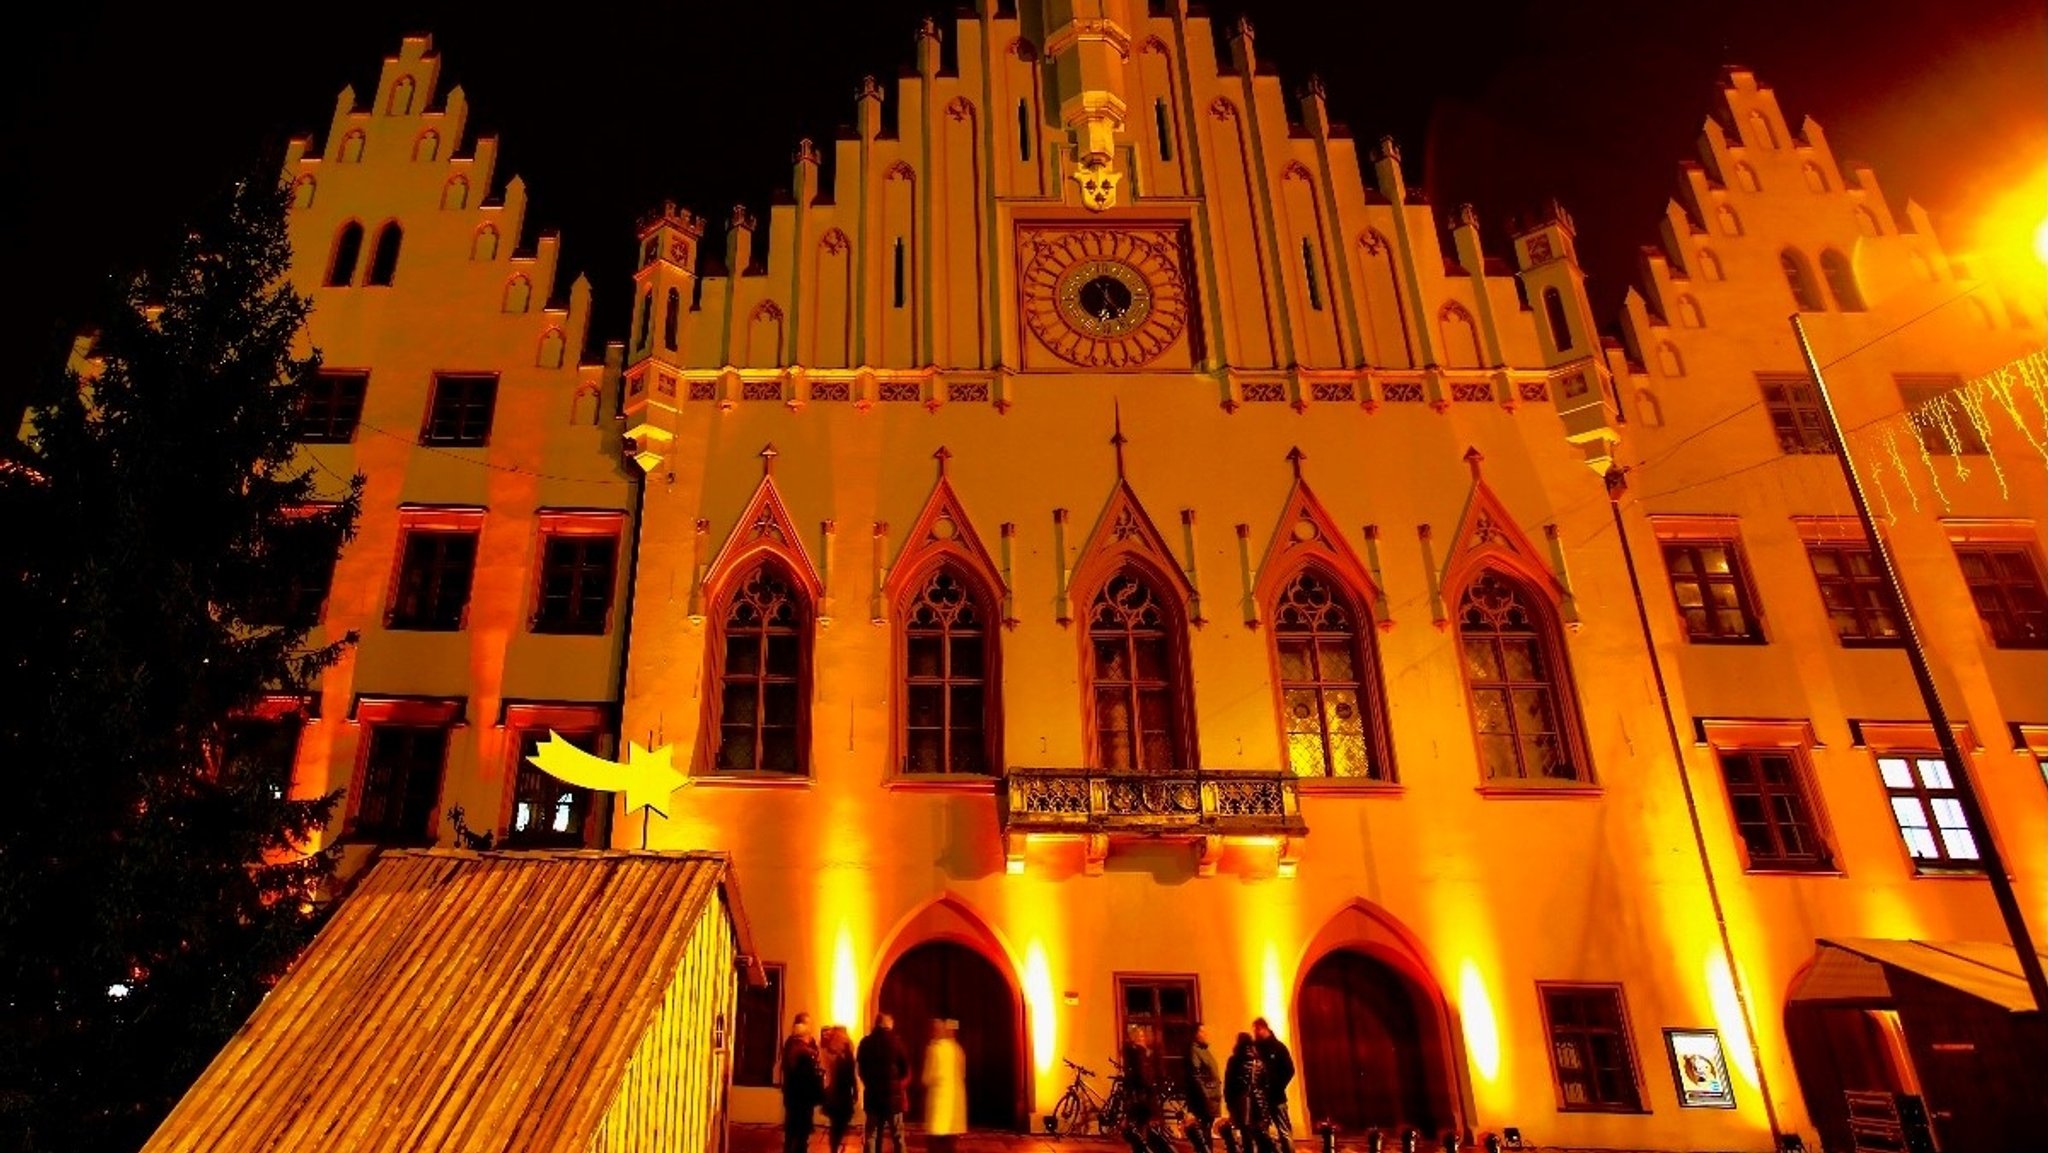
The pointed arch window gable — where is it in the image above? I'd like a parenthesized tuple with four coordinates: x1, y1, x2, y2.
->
(903, 565, 994, 775)
(1087, 566, 1189, 773)
(712, 561, 810, 775)
(1274, 568, 1387, 779)
(1456, 568, 1587, 784)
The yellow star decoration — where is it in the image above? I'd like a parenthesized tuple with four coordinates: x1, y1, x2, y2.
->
(525, 731, 686, 819)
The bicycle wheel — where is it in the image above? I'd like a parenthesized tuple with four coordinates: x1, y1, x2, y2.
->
(1053, 1091, 1085, 1136)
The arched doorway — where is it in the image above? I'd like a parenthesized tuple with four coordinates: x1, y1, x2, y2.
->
(876, 940, 1023, 1130)
(1298, 949, 1451, 1136)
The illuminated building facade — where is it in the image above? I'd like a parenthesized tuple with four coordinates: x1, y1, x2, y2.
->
(257, 13, 2045, 1152)
(274, 36, 637, 879)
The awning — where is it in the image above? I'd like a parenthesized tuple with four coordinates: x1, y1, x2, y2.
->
(1818, 938, 2047, 1014)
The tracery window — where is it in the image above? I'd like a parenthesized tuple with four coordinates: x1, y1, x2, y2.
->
(1087, 567, 1187, 773)
(1274, 570, 1384, 779)
(903, 566, 993, 774)
(713, 562, 808, 774)
(1456, 569, 1585, 783)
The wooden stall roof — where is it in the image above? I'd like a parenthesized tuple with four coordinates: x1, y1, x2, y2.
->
(144, 848, 756, 1153)
(1821, 938, 2048, 1014)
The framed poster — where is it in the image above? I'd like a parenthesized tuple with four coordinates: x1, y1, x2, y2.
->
(1664, 1028, 1736, 1109)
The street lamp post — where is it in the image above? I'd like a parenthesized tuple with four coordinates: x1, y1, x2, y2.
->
(1791, 313, 2048, 1014)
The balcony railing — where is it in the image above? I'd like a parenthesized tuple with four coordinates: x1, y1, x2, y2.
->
(1000, 768, 1307, 838)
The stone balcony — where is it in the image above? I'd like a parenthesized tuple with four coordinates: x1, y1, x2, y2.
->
(999, 768, 1308, 877)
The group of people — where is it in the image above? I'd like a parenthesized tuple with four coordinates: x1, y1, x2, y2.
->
(777, 1010, 1299, 1153)
(1123, 1017, 1297, 1153)
(778, 1011, 965, 1153)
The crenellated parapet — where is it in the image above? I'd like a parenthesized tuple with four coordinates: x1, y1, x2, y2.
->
(620, 2, 1605, 469)
(282, 35, 589, 368)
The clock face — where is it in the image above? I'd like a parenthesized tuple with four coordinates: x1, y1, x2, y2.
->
(1019, 226, 1192, 369)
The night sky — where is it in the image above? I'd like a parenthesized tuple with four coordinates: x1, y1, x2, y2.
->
(6, 1, 2041, 425)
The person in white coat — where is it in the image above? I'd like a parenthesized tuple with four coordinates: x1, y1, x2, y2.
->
(922, 1018, 967, 1150)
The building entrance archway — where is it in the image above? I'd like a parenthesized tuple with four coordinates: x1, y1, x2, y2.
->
(876, 940, 1024, 1131)
(1298, 948, 1453, 1137)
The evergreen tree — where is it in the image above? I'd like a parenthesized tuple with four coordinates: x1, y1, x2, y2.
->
(0, 176, 363, 1153)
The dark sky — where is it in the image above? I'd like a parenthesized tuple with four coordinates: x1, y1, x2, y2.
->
(7, 1, 2041, 424)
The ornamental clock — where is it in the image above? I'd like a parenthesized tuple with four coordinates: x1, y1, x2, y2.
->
(1017, 225, 1195, 370)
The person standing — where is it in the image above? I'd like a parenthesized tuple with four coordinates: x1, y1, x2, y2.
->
(1250, 1018, 1295, 1151)
(856, 1012, 910, 1153)
(1224, 1032, 1277, 1153)
(923, 1018, 967, 1153)
(1185, 1024, 1224, 1153)
(780, 1011, 823, 1153)
(819, 1025, 858, 1153)
(1120, 1024, 1172, 1153)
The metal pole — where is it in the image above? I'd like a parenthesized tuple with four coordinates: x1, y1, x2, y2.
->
(1792, 314, 2048, 1014)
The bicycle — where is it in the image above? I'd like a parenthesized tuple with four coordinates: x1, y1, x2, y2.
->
(1051, 1058, 1109, 1136)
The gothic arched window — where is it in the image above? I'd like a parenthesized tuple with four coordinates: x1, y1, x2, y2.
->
(366, 222, 402, 286)
(327, 222, 364, 287)
(1781, 249, 1826, 312)
(663, 288, 681, 351)
(903, 566, 995, 774)
(1086, 566, 1190, 773)
(712, 562, 809, 774)
(1542, 286, 1574, 351)
(635, 290, 653, 350)
(1274, 569, 1388, 779)
(1820, 249, 1865, 312)
(1456, 568, 1586, 783)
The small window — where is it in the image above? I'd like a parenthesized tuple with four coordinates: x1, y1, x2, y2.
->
(507, 730, 608, 847)
(366, 222, 402, 287)
(1820, 249, 1864, 311)
(1661, 540, 1763, 642)
(354, 724, 449, 843)
(1781, 249, 1826, 311)
(892, 238, 907, 309)
(220, 714, 304, 793)
(734, 963, 786, 1087)
(1875, 753, 1984, 870)
(1758, 374, 1834, 455)
(1154, 98, 1173, 162)
(713, 563, 809, 774)
(1717, 750, 1832, 870)
(1953, 544, 2048, 648)
(293, 371, 367, 444)
(327, 222, 364, 287)
(1806, 543, 1901, 645)
(389, 529, 479, 631)
(256, 516, 343, 629)
(1017, 99, 1033, 162)
(903, 566, 993, 775)
(1895, 376, 1984, 455)
(534, 533, 619, 635)
(1542, 286, 1574, 351)
(1539, 985, 1644, 1112)
(1300, 238, 1323, 311)
(422, 373, 498, 447)
(1115, 975, 1202, 1095)
(663, 288, 681, 351)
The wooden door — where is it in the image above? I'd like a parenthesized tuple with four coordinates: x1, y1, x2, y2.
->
(1298, 950, 1441, 1135)
(1116, 976, 1202, 1097)
(877, 941, 1022, 1130)
(1785, 1003, 1908, 1153)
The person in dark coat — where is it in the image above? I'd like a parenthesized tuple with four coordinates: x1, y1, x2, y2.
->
(855, 1012, 910, 1153)
(1224, 1032, 1277, 1153)
(1120, 1025, 1172, 1153)
(1251, 1018, 1295, 1151)
(1185, 1023, 1224, 1153)
(780, 1011, 823, 1153)
(820, 1025, 858, 1153)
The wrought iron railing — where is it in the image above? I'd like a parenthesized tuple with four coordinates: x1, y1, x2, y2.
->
(1000, 768, 1307, 837)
